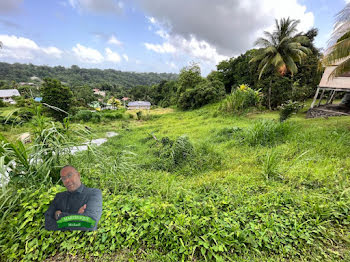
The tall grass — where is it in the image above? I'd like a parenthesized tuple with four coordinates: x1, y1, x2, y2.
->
(241, 119, 293, 146)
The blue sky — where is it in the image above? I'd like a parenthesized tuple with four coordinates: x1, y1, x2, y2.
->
(0, 0, 348, 76)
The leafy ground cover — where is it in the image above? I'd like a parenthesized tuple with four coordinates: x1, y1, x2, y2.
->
(1, 103, 350, 261)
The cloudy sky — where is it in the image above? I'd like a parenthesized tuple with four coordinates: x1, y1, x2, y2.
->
(0, 0, 348, 75)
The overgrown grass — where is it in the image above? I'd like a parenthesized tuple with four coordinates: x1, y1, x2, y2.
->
(1, 102, 350, 261)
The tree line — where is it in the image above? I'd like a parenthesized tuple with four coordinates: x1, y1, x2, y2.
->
(0, 62, 177, 89)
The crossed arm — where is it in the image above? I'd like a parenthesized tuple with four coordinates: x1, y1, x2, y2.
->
(44, 189, 102, 231)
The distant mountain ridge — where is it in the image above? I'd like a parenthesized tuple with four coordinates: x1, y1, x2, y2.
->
(0, 62, 178, 88)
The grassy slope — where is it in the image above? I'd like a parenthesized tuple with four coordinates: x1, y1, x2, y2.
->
(76, 104, 350, 261)
(1, 103, 350, 261)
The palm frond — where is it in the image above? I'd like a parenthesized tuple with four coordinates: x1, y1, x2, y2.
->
(328, 57, 350, 79)
(255, 37, 273, 48)
(323, 37, 350, 64)
(284, 55, 298, 75)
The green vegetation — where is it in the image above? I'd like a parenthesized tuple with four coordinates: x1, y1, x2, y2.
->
(220, 84, 261, 114)
(41, 78, 73, 122)
(1, 102, 350, 261)
(1, 10, 349, 261)
(0, 62, 177, 89)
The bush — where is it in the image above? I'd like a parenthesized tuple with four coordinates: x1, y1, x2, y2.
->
(291, 81, 314, 102)
(14, 97, 34, 108)
(73, 110, 94, 122)
(102, 111, 123, 121)
(0, 99, 7, 107)
(237, 119, 293, 146)
(220, 84, 261, 114)
(18, 108, 34, 122)
(279, 100, 303, 122)
(149, 135, 221, 175)
(91, 114, 101, 123)
(256, 76, 292, 108)
(136, 111, 142, 120)
(178, 80, 226, 110)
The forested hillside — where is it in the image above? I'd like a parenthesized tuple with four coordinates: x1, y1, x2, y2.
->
(0, 62, 178, 88)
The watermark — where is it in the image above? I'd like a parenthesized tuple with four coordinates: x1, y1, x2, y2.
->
(57, 215, 96, 229)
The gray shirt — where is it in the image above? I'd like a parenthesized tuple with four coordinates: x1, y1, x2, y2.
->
(44, 184, 102, 231)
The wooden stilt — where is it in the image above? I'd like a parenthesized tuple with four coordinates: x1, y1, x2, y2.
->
(310, 87, 320, 108)
(317, 89, 325, 107)
(329, 90, 336, 104)
(326, 90, 333, 104)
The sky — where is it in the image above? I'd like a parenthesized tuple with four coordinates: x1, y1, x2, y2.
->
(0, 0, 348, 76)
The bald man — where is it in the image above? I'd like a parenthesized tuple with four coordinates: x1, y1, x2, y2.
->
(44, 165, 102, 231)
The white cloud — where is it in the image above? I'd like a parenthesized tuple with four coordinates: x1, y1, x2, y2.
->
(147, 16, 157, 24)
(144, 33, 228, 65)
(42, 47, 63, 58)
(156, 29, 168, 39)
(0, 34, 39, 50)
(72, 43, 104, 63)
(122, 54, 129, 61)
(139, 0, 315, 56)
(0, 34, 63, 60)
(68, 0, 124, 15)
(108, 35, 122, 46)
(105, 48, 121, 62)
(144, 42, 176, 53)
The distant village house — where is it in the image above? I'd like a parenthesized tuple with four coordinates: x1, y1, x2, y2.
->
(127, 101, 151, 110)
(0, 89, 21, 104)
(93, 88, 106, 97)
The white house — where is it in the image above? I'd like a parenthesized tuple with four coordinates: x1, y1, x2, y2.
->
(0, 89, 21, 104)
(127, 101, 151, 110)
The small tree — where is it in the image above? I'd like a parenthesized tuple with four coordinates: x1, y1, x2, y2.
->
(41, 78, 73, 122)
(176, 63, 203, 100)
(107, 97, 121, 109)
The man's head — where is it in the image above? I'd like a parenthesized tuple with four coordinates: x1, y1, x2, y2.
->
(60, 165, 81, 192)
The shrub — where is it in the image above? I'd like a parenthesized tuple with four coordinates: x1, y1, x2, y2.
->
(238, 119, 293, 146)
(18, 108, 34, 122)
(171, 135, 195, 166)
(178, 80, 226, 110)
(14, 97, 35, 108)
(149, 135, 221, 175)
(0, 99, 7, 107)
(136, 111, 142, 120)
(73, 110, 93, 122)
(220, 84, 261, 114)
(102, 111, 123, 121)
(291, 81, 314, 102)
(279, 100, 303, 122)
(256, 76, 292, 108)
(91, 114, 101, 123)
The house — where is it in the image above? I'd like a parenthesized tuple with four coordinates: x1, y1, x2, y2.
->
(93, 88, 106, 97)
(311, 60, 350, 109)
(127, 101, 151, 110)
(308, 60, 350, 117)
(0, 89, 21, 104)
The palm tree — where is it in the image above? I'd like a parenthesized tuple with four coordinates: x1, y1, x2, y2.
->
(250, 17, 311, 109)
(322, 3, 350, 78)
